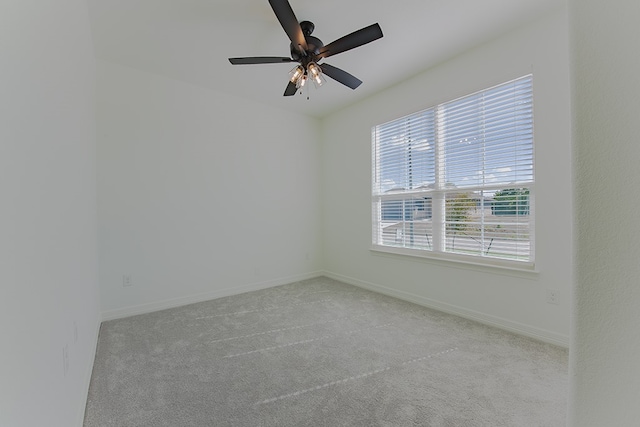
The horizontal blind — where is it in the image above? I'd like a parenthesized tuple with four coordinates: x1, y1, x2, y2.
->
(373, 109, 436, 195)
(439, 76, 533, 188)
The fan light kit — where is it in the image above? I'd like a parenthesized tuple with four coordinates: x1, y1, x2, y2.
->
(290, 62, 325, 90)
(229, 0, 383, 97)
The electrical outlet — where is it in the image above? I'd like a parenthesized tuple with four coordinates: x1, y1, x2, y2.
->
(546, 289, 559, 305)
(63, 344, 69, 377)
(123, 274, 132, 287)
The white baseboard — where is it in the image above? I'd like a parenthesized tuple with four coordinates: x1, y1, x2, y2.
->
(100, 269, 569, 347)
(101, 271, 324, 322)
(76, 317, 101, 427)
(322, 270, 570, 348)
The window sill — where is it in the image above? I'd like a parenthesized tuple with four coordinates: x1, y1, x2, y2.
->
(369, 245, 539, 278)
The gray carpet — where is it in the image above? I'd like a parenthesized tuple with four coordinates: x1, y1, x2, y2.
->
(84, 277, 568, 426)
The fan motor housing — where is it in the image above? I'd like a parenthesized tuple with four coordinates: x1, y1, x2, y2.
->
(290, 21, 323, 61)
(291, 35, 323, 61)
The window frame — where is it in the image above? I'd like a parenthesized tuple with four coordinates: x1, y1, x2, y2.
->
(371, 75, 535, 271)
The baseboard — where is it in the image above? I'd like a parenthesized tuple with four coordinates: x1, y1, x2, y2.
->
(76, 317, 101, 427)
(322, 271, 570, 348)
(99, 269, 569, 347)
(101, 271, 324, 322)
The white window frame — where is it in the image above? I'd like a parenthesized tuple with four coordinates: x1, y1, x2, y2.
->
(371, 75, 535, 271)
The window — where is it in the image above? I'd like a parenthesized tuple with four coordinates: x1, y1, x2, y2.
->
(372, 75, 534, 267)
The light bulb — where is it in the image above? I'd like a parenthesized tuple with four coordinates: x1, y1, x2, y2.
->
(297, 74, 307, 89)
(307, 62, 321, 78)
(306, 62, 324, 88)
(312, 74, 324, 87)
(289, 66, 304, 83)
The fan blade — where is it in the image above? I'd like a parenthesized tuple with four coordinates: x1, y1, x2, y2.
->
(268, 0, 308, 55)
(283, 81, 298, 96)
(318, 23, 383, 59)
(229, 57, 295, 65)
(320, 63, 362, 90)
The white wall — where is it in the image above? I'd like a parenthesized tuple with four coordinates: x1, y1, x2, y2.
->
(321, 10, 572, 345)
(0, 1, 101, 426)
(568, 0, 640, 424)
(97, 61, 322, 318)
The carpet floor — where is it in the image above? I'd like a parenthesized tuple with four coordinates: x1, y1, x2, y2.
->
(84, 276, 568, 426)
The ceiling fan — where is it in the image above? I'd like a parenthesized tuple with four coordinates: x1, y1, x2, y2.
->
(228, 0, 383, 96)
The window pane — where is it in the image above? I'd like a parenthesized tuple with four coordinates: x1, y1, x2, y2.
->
(444, 189, 531, 260)
(378, 196, 433, 249)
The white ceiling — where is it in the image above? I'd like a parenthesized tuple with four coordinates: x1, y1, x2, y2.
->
(87, 0, 560, 118)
